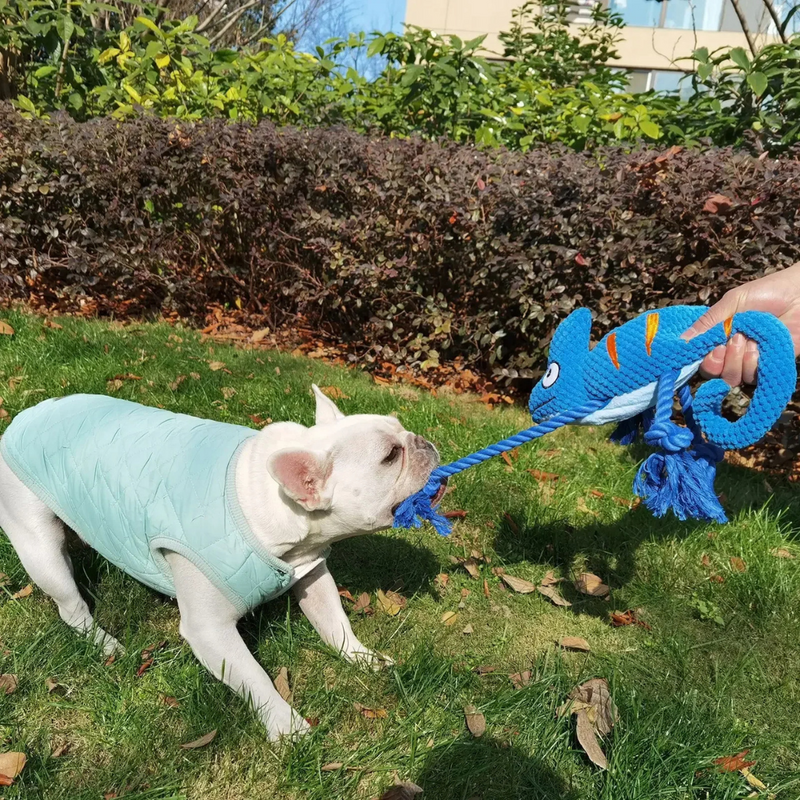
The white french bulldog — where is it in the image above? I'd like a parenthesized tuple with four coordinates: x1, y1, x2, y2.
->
(0, 386, 440, 740)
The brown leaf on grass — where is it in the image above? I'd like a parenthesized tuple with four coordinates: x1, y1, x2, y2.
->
(321, 762, 344, 772)
(462, 624, 474, 635)
(160, 694, 180, 708)
(45, 677, 65, 695)
(51, 742, 70, 758)
(319, 386, 349, 400)
(168, 375, 186, 391)
(435, 573, 450, 592)
(0, 321, 14, 335)
(442, 509, 467, 519)
(503, 512, 520, 534)
(103, 654, 116, 667)
(576, 708, 608, 769)
(354, 702, 388, 719)
(136, 659, 154, 677)
(771, 547, 795, 559)
(574, 573, 610, 598)
(274, 667, 293, 704)
(0, 572, 8, 586)
(740, 766, 767, 790)
(352, 592, 371, 613)
(248, 413, 272, 427)
(338, 587, 355, 603)
(103, 791, 118, 799)
(714, 749, 756, 772)
(559, 678, 618, 770)
(610, 609, 652, 630)
(0, 675, 18, 695)
(576, 497, 599, 516)
(305, 716, 320, 727)
(11, 584, 32, 599)
(141, 640, 167, 661)
(221, 387, 237, 400)
(458, 558, 481, 579)
(540, 570, 562, 586)
(208, 361, 227, 371)
(473, 665, 497, 675)
(379, 780, 424, 800)
(730, 557, 747, 573)
(527, 469, 562, 482)
(180, 729, 217, 750)
(43, 320, 62, 330)
(251, 328, 271, 343)
(112, 373, 142, 382)
(501, 452, 514, 469)
(377, 589, 404, 616)
(510, 670, 532, 689)
(701, 554, 712, 568)
(464, 705, 486, 737)
(441, 611, 458, 626)
(0, 752, 26, 781)
(483, 579, 490, 598)
(559, 637, 591, 652)
(537, 584, 572, 607)
(500, 574, 537, 594)
(589, 489, 605, 499)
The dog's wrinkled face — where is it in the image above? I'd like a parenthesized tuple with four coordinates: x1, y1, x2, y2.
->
(267, 386, 440, 533)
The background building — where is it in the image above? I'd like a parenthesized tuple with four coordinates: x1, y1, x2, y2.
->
(404, 0, 796, 94)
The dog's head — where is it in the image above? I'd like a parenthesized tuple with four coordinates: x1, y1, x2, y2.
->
(266, 385, 440, 533)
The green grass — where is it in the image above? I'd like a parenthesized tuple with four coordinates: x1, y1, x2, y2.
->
(1, 307, 800, 800)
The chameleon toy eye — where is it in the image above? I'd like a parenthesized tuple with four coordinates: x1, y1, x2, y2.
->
(542, 361, 560, 388)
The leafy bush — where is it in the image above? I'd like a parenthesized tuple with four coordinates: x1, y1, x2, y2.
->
(2, 110, 799, 383)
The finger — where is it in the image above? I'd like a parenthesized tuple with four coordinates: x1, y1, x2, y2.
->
(742, 339, 759, 384)
(721, 333, 746, 387)
(698, 345, 726, 379)
(682, 291, 740, 341)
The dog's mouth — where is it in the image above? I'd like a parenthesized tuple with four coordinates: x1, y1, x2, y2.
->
(392, 478, 448, 515)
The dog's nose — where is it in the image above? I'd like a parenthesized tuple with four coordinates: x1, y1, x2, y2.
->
(413, 435, 437, 453)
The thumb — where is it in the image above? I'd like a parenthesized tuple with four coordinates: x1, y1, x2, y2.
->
(681, 293, 739, 341)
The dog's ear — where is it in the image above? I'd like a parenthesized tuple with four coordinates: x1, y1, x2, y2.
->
(312, 384, 345, 425)
(267, 448, 333, 511)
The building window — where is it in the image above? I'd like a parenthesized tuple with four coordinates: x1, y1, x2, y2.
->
(626, 68, 694, 97)
(610, 0, 725, 31)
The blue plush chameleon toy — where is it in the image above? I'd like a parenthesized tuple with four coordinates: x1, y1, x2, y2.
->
(393, 306, 797, 535)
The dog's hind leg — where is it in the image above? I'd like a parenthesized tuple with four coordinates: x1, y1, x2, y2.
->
(0, 454, 121, 656)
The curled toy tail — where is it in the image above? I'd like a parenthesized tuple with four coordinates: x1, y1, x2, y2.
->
(693, 311, 796, 450)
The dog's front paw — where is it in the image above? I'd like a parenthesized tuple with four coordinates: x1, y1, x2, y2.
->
(93, 628, 124, 658)
(264, 706, 311, 743)
(346, 647, 394, 671)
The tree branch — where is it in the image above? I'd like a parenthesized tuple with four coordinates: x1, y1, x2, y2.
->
(729, 0, 757, 55)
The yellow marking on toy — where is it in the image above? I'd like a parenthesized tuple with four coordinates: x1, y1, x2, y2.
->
(645, 312, 659, 356)
(606, 332, 620, 369)
(724, 315, 734, 337)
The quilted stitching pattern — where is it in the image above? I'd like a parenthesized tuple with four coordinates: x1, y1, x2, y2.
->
(1, 395, 293, 614)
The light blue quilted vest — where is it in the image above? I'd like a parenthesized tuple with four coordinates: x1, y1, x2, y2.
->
(0, 395, 296, 615)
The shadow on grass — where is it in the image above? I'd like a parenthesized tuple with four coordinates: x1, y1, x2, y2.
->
(414, 738, 581, 800)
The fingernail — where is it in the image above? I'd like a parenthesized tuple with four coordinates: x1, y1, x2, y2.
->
(731, 333, 746, 348)
(681, 325, 697, 341)
(709, 345, 726, 362)
(745, 340, 758, 354)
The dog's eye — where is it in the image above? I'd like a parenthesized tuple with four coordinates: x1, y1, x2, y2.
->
(383, 444, 402, 464)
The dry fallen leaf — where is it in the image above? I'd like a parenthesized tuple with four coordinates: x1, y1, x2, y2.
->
(0, 752, 26, 781)
(180, 729, 217, 750)
(354, 702, 388, 720)
(770, 548, 795, 559)
(338, 587, 355, 603)
(462, 623, 474, 635)
(473, 665, 497, 675)
(319, 386, 350, 400)
(610, 609, 651, 630)
(559, 678, 618, 770)
(321, 762, 343, 772)
(441, 611, 459, 626)
(501, 452, 514, 469)
(502, 512, 520, 534)
(574, 572, 610, 598)
(576, 497, 600, 517)
(11, 584, 32, 599)
(45, 677, 65, 695)
(0, 674, 18, 695)
(208, 361, 227, 371)
(458, 558, 481, 579)
(136, 659, 154, 678)
(160, 694, 180, 708)
(0, 321, 14, 335)
(464, 704, 486, 737)
(274, 667, 293, 705)
(435, 573, 450, 592)
(483, 579, 490, 599)
(352, 592, 371, 613)
(740, 766, 767, 791)
(714, 749, 756, 772)
(251, 328, 270, 343)
(527, 468, 562, 482)
(537, 584, 572, 607)
(379, 780, 424, 800)
(510, 670, 532, 689)
(558, 636, 591, 652)
(730, 557, 747, 573)
(540, 570, 562, 586)
(500, 574, 537, 594)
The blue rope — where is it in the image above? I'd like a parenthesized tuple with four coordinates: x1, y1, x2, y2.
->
(393, 397, 608, 536)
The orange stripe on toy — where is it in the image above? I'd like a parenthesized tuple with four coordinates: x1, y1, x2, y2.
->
(645, 312, 659, 356)
(606, 332, 620, 369)
(724, 315, 734, 338)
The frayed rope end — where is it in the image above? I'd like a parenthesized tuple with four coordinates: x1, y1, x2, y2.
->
(393, 475, 452, 536)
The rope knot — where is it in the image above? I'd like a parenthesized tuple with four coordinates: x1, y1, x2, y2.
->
(643, 421, 694, 453)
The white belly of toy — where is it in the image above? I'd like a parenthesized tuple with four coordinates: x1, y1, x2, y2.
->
(577, 361, 702, 426)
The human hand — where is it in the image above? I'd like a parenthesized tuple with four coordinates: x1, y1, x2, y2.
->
(681, 262, 800, 386)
